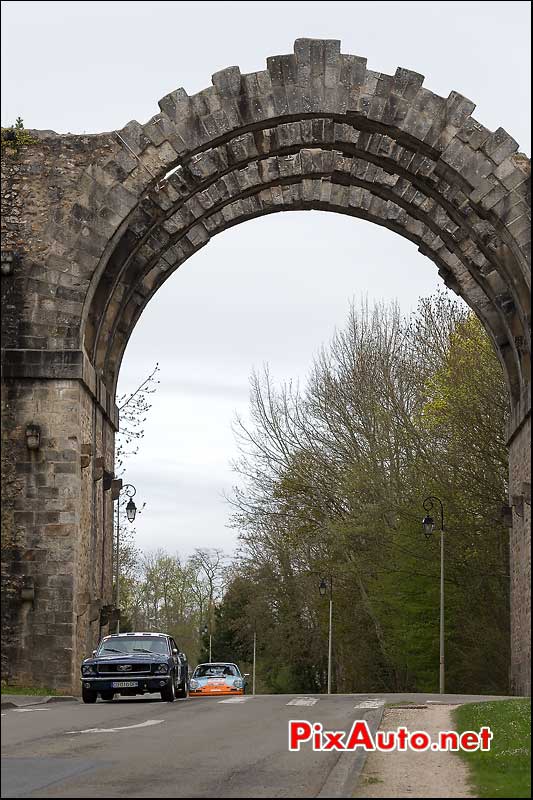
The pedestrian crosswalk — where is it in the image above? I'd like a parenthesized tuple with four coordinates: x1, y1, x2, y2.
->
(216, 695, 385, 707)
(286, 697, 318, 706)
(353, 699, 384, 709)
(218, 697, 249, 703)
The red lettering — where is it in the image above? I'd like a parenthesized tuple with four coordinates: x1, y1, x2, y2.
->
(479, 727, 493, 751)
(440, 731, 459, 750)
(396, 727, 409, 750)
(289, 721, 312, 751)
(409, 731, 430, 751)
(345, 721, 375, 751)
(323, 731, 345, 751)
(313, 723, 323, 751)
(375, 730, 396, 750)
(460, 731, 480, 751)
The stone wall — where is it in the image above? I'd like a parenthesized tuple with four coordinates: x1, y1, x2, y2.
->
(1, 378, 81, 689)
(1, 133, 119, 689)
(1, 39, 530, 694)
(508, 387, 532, 696)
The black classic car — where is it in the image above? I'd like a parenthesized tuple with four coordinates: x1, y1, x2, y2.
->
(80, 632, 189, 703)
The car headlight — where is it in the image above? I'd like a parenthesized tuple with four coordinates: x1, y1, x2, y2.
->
(155, 663, 168, 674)
(233, 678, 243, 689)
(189, 679, 199, 689)
(82, 664, 95, 676)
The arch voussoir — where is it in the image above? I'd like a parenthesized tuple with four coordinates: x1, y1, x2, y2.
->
(90, 134, 524, 396)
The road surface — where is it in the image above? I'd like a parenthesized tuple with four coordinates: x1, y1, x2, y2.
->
(1, 693, 504, 798)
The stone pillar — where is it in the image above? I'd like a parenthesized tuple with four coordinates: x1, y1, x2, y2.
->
(507, 386, 531, 697)
(1, 356, 118, 692)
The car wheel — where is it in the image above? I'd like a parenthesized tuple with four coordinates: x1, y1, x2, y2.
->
(176, 680, 188, 699)
(160, 675, 176, 702)
(100, 691, 115, 701)
(82, 687, 97, 704)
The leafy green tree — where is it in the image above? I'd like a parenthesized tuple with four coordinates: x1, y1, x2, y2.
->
(225, 294, 510, 694)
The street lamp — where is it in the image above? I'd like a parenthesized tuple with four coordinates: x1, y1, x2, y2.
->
(319, 575, 333, 694)
(115, 483, 137, 634)
(422, 495, 445, 694)
(126, 497, 137, 523)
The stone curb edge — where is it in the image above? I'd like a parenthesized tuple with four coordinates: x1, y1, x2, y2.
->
(1, 696, 78, 709)
(317, 704, 385, 798)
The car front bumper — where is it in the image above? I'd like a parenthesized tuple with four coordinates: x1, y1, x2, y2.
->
(189, 688, 244, 696)
(80, 676, 172, 692)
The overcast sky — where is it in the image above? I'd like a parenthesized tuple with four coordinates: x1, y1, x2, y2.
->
(2, 2, 530, 559)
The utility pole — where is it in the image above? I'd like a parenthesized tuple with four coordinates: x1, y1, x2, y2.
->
(422, 495, 445, 694)
(252, 629, 256, 696)
(319, 576, 334, 694)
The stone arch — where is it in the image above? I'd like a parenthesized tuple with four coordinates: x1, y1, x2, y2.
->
(61, 40, 529, 404)
(1, 38, 530, 695)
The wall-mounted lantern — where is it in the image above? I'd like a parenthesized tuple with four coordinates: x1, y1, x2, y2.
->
(1, 250, 20, 276)
(25, 424, 41, 450)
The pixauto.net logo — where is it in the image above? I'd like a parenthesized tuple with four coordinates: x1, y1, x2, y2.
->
(288, 720, 493, 752)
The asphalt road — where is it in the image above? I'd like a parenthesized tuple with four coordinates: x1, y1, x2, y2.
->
(0, 692, 506, 798)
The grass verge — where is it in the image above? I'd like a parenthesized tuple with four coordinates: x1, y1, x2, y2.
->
(453, 699, 530, 799)
(1, 685, 67, 696)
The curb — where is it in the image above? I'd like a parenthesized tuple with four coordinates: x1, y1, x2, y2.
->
(1, 695, 78, 709)
(317, 704, 385, 798)
(45, 695, 78, 704)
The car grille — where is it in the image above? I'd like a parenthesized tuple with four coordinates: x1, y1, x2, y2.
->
(97, 663, 153, 675)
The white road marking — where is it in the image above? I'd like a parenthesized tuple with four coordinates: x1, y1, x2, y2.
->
(353, 699, 384, 709)
(66, 719, 164, 734)
(218, 697, 249, 703)
(15, 708, 51, 713)
(287, 697, 318, 706)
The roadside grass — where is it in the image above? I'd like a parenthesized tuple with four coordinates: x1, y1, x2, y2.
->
(1, 685, 67, 696)
(453, 699, 531, 799)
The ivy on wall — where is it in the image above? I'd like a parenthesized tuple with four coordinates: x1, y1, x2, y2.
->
(1, 117, 37, 156)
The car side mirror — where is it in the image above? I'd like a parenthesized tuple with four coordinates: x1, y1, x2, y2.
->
(243, 673, 250, 678)
(92, 650, 97, 657)
(172, 648, 178, 655)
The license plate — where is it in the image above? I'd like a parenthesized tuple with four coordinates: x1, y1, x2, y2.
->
(111, 681, 138, 688)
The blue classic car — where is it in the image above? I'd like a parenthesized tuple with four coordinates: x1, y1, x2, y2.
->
(80, 632, 189, 703)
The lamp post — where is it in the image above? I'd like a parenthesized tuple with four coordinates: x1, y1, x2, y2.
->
(319, 576, 333, 694)
(252, 628, 257, 696)
(201, 624, 212, 663)
(115, 483, 137, 634)
(422, 495, 445, 694)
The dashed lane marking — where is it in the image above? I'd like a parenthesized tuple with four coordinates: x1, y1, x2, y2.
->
(353, 699, 384, 709)
(287, 697, 318, 706)
(218, 697, 250, 703)
(66, 719, 164, 734)
(15, 708, 52, 713)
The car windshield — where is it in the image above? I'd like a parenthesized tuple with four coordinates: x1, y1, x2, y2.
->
(97, 637, 169, 656)
(193, 664, 239, 678)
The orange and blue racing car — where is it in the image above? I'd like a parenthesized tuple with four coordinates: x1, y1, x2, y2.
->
(188, 662, 247, 696)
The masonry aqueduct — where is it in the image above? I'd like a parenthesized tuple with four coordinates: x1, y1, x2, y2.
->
(1, 39, 530, 694)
